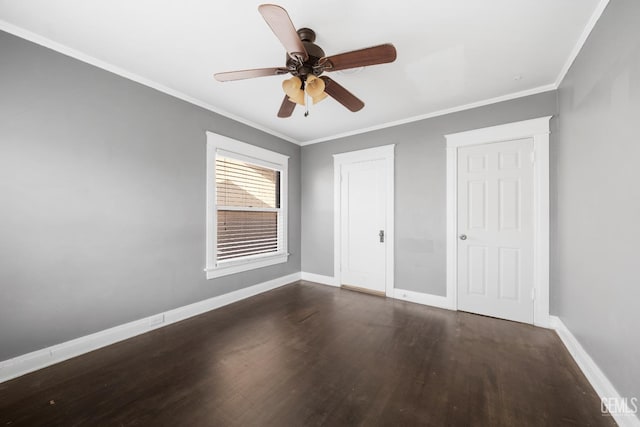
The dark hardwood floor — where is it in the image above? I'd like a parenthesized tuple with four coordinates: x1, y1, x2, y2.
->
(0, 281, 614, 426)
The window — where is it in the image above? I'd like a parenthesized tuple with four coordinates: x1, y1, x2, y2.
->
(206, 132, 288, 278)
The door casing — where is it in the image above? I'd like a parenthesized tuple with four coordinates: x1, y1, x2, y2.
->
(445, 117, 551, 327)
(334, 145, 395, 297)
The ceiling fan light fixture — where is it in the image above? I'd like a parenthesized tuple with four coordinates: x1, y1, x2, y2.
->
(305, 75, 324, 96)
(282, 75, 302, 94)
(311, 91, 328, 104)
(305, 75, 327, 104)
(288, 92, 305, 105)
(282, 76, 305, 105)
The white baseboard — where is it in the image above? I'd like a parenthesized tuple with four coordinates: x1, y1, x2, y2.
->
(393, 288, 453, 310)
(301, 272, 339, 287)
(0, 272, 301, 384)
(550, 316, 640, 427)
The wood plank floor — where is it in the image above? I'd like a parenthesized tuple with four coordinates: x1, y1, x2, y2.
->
(0, 281, 614, 426)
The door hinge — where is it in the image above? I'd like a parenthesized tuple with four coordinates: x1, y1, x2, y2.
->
(530, 151, 536, 164)
(531, 288, 536, 301)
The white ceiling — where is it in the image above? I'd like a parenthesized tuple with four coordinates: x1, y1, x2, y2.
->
(0, 0, 605, 144)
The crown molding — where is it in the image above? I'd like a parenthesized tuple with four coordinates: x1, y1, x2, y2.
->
(299, 84, 557, 146)
(554, 0, 610, 87)
(0, 20, 300, 145)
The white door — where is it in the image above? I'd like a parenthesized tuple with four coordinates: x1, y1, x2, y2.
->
(457, 138, 534, 323)
(340, 159, 387, 294)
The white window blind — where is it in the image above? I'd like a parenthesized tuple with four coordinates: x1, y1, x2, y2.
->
(206, 132, 288, 279)
(215, 156, 282, 261)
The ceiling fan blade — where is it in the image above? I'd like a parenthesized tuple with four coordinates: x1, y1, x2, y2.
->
(214, 67, 289, 82)
(322, 44, 397, 72)
(277, 95, 297, 118)
(258, 4, 308, 61)
(320, 77, 364, 112)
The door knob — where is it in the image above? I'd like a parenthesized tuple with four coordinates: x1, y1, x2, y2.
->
(459, 234, 467, 240)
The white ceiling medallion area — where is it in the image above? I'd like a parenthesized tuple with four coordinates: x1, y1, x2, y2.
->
(0, 0, 609, 145)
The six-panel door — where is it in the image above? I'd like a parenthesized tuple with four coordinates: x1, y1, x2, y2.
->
(457, 138, 534, 323)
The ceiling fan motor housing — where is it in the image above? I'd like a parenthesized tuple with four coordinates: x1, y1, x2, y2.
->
(287, 28, 325, 79)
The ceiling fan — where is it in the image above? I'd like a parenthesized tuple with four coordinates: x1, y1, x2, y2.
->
(214, 4, 397, 118)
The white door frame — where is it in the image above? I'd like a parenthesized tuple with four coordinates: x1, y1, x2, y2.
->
(445, 117, 551, 327)
(334, 145, 395, 297)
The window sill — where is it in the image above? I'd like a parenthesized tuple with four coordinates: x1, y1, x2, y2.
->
(205, 253, 289, 279)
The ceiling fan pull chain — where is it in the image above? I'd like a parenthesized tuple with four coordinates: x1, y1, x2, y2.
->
(304, 91, 310, 117)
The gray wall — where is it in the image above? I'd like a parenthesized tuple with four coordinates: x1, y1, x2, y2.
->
(553, 0, 640, 403)
(0, 31, 301, 360)
(301, 92, 557, 295)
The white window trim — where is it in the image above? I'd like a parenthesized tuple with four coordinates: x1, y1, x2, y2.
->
(205, 132, 289, 279)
